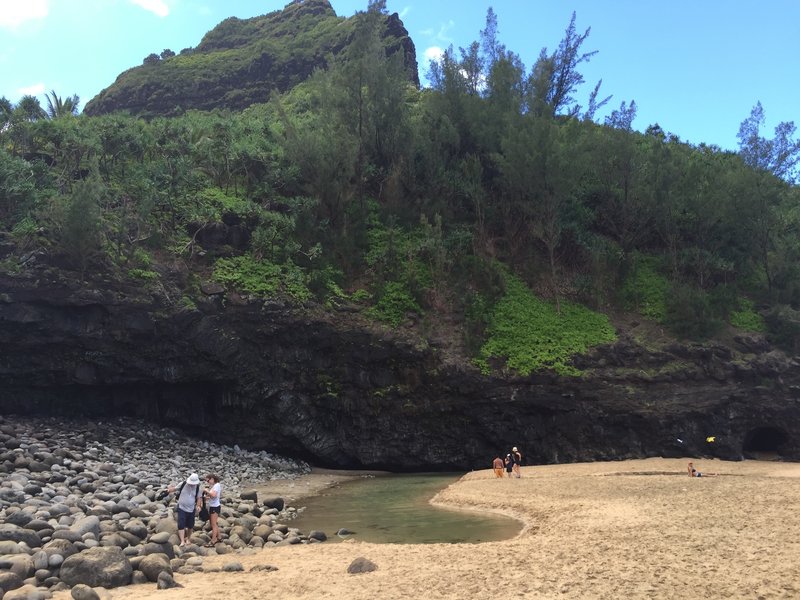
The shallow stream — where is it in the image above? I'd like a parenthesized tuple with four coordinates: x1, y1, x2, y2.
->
(291, 473, 522, 544)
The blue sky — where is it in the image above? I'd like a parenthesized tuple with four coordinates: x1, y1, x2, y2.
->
(1, 0, 798, 151)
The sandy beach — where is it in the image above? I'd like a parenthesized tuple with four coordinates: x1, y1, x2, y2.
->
(53, 458, 800, 599)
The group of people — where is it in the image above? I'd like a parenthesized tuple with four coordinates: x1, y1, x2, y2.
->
(493, 447, 523, 478)
(168, 473, 223, 547)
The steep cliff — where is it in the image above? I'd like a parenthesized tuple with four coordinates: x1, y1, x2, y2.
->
(83, 0, 419, 117)
(1, 261, 797, 470)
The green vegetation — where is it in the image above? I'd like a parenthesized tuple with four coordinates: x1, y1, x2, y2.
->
(619, 256, 669, 322)
(2, 1, 799, 365)
(366, 281, 422, 327)
(478, 275, 616, 376)
(213, 255, 311, 301)
(83, 0, 416, 117)
(730, 298, 766, 332)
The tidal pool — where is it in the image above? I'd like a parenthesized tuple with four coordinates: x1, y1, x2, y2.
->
(290, 473, 522, 544)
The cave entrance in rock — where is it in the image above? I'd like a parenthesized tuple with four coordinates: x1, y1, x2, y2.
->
(742, 426, 789, 458)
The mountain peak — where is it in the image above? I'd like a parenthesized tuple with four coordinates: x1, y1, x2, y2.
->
(84, 0, 417, 116)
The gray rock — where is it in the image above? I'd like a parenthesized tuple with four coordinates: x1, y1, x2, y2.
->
(309, 530, 327, 542)
(222, 561, 244, 572)
(59, 547, 133, 588)
(42, 538, 78, 559)
(149, 532, 171, 544)
(157, 571, 182, 590)
(26, 520, 53, 532)
(98, 533, 129, 549)
(3, 583, 50, 600)
(131, 570, 149, 585)
(240, 490, 258, 502)
(47, 554, 64, 568)
(0, 554, 34, 578)
(154, 518, 178, 535)
(0, 525, 42, 548)
(0, 571, 23, 593)
(0, 540, 21, 554)
(32, 550, 49, 570)
(52, 530, 83, 543)
(347, 557, 378, 574)
(6, 511, 33, 527)
(70, 516, 100, 538)
(139, 553, 172, 582)
(142, 541, 175, 560)
(262, 496, 284, 511)
(123, 520, 148, 540)
(71, 583, 101, 600)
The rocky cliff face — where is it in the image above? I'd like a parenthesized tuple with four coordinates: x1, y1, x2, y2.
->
(84, 0, 419, 116)
(1, 263, 798, 470)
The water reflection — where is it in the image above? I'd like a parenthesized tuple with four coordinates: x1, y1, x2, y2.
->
(291, 473, 521, 544)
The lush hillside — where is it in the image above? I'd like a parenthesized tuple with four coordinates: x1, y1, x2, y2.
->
(2, 4, 800, 374)
(2, 3, 800, 468)
(83, 0, 419, 117)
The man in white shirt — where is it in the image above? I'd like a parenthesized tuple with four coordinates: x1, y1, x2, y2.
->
(169, 472, 203, 547)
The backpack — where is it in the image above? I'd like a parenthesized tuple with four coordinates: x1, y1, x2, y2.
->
(176, 481, 200, 503)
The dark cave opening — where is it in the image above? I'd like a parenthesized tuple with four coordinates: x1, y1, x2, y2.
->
(742, 426, 789, 457)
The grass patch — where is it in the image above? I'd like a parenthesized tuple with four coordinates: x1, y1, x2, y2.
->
(729, 297, 766, 332)
(366, 281, 421, 328)
(619, 256, 669, 321)
(213, 255, 310, 300)
(477, 275, 616, 376)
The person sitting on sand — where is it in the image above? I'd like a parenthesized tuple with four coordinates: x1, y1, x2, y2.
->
(492, 455, 504, 478)
(688, 461, 718, 477)
(204, 473, 222, 546)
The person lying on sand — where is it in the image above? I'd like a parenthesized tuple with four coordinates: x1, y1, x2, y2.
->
(688, 461, 718, 477)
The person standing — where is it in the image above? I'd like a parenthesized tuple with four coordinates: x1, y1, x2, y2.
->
(492, 455, 504, 478)
(204, 473, 222, 546)
(168, 473, 203, 547)
(512, 446, 522, 478)
(504, 453, 514, 477)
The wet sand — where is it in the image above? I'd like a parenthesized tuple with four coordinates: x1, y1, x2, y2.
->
(53, 458, 800, 599)
(251, 467, 388, 504)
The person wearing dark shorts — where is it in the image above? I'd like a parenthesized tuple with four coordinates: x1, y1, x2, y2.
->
(169, 473, 203, 546)
(204, 474, 222, 546)
(505, 453, 514, 477)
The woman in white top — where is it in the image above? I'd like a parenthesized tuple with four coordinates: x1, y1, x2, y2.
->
(204, 474, 222, 546)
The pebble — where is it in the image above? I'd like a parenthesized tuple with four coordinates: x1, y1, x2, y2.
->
(0, 415, 324, 593)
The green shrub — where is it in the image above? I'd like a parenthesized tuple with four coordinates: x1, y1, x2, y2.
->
(663, 283, 722, 340)
(128, 268, 159, 281)
(351, 289, 372, 304)
(367, 281, 421, 327)
(10, 216, 39, 249)
(729, 298, 766, 332)
(764, 304, 800, 351)
(619, 256, 669, 321)
(477, 275, 616, 376)
(213, 255, 310, 300)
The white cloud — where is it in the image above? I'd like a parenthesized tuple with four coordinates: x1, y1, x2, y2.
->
(436, 20, 454, 44)
(424, 46, 444, 63)
(399, 6, 410, 19)
(17, 83, 46, 96)
(0, 0, 49, 30)
(130, 0, 170, 17)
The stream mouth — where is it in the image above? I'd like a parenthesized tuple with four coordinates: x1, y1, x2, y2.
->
(290, 473, 522, 544)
